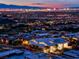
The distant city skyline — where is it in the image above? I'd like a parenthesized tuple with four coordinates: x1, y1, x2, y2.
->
(0, 0, 79, 8)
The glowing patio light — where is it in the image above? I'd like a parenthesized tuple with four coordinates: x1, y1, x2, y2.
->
(1, 39, 4, 43)
(22, 40, 29, 46)
(72, 38, 78, 40)
(64, 42, 72, 49)
(64, 43, 68, 48)
(43, 47, 49, 53)
(6, 40, 9, 44)
(57, 44, 63, 50)
(50, 46, 56, 53)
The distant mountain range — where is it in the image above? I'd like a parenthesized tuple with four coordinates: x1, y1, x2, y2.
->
(0, 3, 44, 9)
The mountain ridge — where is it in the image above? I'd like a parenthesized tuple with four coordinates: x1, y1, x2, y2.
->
(0, 3, 44, 9)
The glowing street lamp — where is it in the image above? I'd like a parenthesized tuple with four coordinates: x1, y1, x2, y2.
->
(22, 40, 29, 46)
